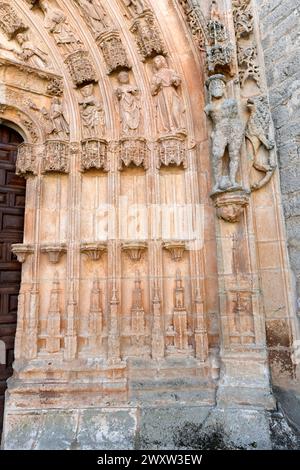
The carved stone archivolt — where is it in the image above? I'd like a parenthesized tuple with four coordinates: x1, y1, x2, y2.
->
(79, 83, 105, 138)
(81, 138, 108, 172)
(246, 95, 276, 191)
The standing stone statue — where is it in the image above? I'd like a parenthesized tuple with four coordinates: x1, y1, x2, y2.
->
(116, 71, 141, 136)
(151, 55, 186, 135)
(79, 84, 105, 138)
(204, 74, 244, 193)
(75, 0, 110, 34)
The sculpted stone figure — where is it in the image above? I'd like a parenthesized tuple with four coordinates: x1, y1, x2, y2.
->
(75, 0, 110, 34)
(79, 84, 105, 138)
(14, 32, 49, 69)
(43, 97, 69, 140)
(123, 0, 148, 16)
(205, 74, 244, 193)
(151, 55, 186, 135)
(116, 71, 141, 136)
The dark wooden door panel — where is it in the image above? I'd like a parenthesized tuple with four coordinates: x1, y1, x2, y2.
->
(0, 125, 25, 437)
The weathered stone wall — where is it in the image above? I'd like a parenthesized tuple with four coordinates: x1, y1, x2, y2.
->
(256, 0, 300, 314)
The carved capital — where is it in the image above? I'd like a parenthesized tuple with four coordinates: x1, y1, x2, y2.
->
(212, 191, 250, 223)
(163, 241, 186, 262)
(81, 139, 108, 172)
(122, 242, 147, 262)
(80, 243, 108, 261)
(11, 244, 34, 263)
(41, 244, 67, 264)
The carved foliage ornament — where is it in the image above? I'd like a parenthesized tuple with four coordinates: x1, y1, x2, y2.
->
(81, 139, 108, 172)
(246, 95, 276, 191)
(237, 44, 260, 88)
(16, 143, 37, 176)
(157, 134, 187, 169)
(65, 50, 96, 87)
(0, 2, 26, 39)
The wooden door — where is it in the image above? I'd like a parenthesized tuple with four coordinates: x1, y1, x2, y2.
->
(0, 125, 25, 436)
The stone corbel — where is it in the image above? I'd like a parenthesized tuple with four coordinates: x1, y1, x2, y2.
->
(11, 244, 34, 263)
(41, 244, 67, 264)
(163, 241, 186, 262)
(80, 243, 107, 261)
(121, 242, 147, 262)
(211, 191, 250, 223)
